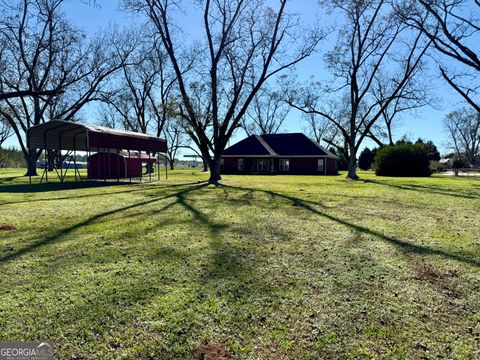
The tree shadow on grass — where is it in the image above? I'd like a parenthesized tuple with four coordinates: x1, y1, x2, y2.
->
(0, 176, 24, 184)
(363, 179, 480, 200)
(219, 183, 480, 268)
(0, 182, 209, 264)
(0, 180, 129, 194)
(23, 186, 275, 359)
(0, 180, 207, 206)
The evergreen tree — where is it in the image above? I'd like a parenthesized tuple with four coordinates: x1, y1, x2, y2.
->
(358, 147, 374, 170)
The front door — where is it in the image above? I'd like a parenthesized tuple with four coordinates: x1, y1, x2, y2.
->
(269, 159, 274, 173)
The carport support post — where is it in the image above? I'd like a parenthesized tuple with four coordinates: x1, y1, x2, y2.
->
(117, 149, 120, 183)
(165, 157, 168, 180)
(104, 148, 107, 183)
(149, 153, 152, 182)
(59, 135, 64, 183)
(157, 152, 160, 181)
(87, 149, 90, 181)
(45, 143, 48, 183)
(73, 136, 77, 182)
(74, 149, 77, 181)
(140, 150, 143, 183)
(128, 150, 132, 183)
(85, 136, 90, 182)
(97, 148, 101, 182)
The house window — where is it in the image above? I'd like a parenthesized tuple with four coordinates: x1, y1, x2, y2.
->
(255, 159, 267, 171)
(279, 159, 289, 172)
(220, 158, 224, 171)
(238, 158, 244, 171)
(317, 158, 325, 172)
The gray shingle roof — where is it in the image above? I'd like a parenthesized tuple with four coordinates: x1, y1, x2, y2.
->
(223, 133, 337, 158)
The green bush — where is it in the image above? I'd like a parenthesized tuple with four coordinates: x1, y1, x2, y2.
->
(452, 156, 468, 169)
(374, 144, 431, 177)
(358, 147, 374, 170)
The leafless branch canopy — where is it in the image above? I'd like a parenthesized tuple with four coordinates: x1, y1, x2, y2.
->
(287, 0, 431, 178)
(397, 0, 480, 112)
(241, 86, 290, 136)
(123, 0, 324, 182)
(0, 0, 136, 174)
(444, 107, 480, 164)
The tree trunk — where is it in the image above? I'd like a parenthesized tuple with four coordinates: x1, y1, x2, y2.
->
(169, 159, 174, 170)
(47, 150, 54, 171)
(24, 149, 38, 177)
(346, 151, 359, 180)
(202, 156, 208, 172)
(208, 156, 222, 184)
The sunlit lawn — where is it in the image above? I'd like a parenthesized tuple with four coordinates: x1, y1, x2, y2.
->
(0, 168, 479, 359)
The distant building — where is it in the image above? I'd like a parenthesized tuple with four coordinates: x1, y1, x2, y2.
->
(439, 158, 452, 166)
(221, 133, 338, 175)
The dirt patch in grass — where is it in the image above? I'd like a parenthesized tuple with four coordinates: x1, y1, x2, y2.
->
(193, 340, 233, 360)
(415, 264, 461, 298)
(416, 265, 444, 282)
(0, 224, 16, 231)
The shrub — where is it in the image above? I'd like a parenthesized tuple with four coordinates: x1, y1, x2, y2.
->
(358, 147, 374, 170)
(452, 156, 468, 169)
(415, 138, 441, 161)
(430, 161, 447, 173)
(374, 144, 431, 177)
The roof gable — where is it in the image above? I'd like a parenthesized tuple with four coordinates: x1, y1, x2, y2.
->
(223, 132, 338, 158)
(223, 135, 272, 156)
(260, 133, 332, 157)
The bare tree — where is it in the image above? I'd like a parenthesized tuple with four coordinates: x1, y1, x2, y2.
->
(124, 0, 323, 184)
(367, 68, 431, 146)
(287, 0, 431, 179)
(241, 87, 290, 135)
(399, 0, 480, 112)
(0, 12, 61, 103)
(162, 118, 190, 170)
(0, 117, 12, 147)
(0, 0, 135, 176)
(444, 108, 480, 165)
(100, 33, 179, 137)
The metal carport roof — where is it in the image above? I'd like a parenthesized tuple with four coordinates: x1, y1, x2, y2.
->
(28, 120, 167, 153)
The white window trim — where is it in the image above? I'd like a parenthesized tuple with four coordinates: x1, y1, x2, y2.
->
(238, 158, 244, 171)
(255, 159, 267, 171)
(317, 158, 325, 173)
(279, 159, 290, 172)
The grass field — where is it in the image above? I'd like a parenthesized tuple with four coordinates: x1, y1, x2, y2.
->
(0, 168, 479, 359)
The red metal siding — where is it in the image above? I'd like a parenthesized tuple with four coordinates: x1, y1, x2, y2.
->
(88, 153, 148, 179)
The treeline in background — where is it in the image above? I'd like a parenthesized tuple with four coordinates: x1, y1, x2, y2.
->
(0, 147, 25, 168)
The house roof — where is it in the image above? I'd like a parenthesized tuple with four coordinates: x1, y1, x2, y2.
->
(28, 120, 167, 153)
(223, 133, 338, 159)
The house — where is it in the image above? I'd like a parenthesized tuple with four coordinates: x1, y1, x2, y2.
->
(221, 133, 338, 175)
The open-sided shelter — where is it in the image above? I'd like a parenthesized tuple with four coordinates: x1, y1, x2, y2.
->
(28, 120, 168, 183)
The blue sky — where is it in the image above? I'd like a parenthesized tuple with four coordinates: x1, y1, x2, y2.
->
(5, 0, 467, 154)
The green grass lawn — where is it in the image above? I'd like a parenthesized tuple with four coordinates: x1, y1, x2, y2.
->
(0, 168, 479, 359)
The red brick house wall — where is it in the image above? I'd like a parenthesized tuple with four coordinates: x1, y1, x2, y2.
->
(222, 157, 338, 175)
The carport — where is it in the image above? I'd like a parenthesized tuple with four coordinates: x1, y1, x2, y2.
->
(27, 120, 168, 184)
